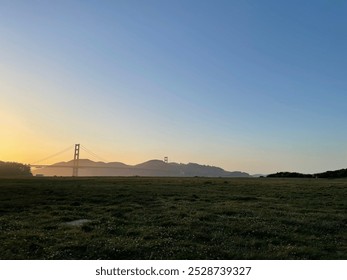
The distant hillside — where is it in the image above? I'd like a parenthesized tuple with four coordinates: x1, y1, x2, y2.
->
(32, 159, 250, 177)
(267, 172, 313, 178)
(315, 168, 347, 178)
(267, 168, 347, 179)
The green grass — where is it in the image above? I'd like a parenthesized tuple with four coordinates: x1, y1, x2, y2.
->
(0, 177, 346, 259)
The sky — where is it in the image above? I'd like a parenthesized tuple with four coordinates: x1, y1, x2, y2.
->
(1, 0, 346, 174)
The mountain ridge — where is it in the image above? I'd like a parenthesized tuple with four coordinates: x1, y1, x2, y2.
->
(33, 159, 250, 177)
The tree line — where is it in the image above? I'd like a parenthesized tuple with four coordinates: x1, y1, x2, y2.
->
(267, 169, 347, 179)
(0, 161, 32, 177)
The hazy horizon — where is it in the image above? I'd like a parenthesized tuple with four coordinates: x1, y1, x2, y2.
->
(28, 156, 347, 176)
(1, 1, 346, 175)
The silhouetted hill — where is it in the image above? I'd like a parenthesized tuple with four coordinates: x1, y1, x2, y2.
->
(32, 159, 250, 177)
(315, 168, 347, 178)
(267, 172, 313, 178)
(267, 168, 347, 179)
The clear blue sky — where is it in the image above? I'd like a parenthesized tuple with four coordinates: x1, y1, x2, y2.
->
(1, 0, 346, 174)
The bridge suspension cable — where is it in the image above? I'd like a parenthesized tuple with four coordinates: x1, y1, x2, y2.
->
(31, 145, 75, 165)
(80, 145, 109, 163)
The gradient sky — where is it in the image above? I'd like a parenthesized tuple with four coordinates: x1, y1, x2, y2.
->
(1, 0, 346, 174)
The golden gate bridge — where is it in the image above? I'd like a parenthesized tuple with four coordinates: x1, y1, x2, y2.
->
(30, 144, 109, 177)
(30, 144, 170, 177)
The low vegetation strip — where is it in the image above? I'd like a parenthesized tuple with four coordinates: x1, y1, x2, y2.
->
(0, 177, 346, 259)
(267, 168, 347, 178)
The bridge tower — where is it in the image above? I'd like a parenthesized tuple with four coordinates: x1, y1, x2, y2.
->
(72, 144, 80, 177)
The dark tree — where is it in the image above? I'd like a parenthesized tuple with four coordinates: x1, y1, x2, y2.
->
(0, 161, 32, 177)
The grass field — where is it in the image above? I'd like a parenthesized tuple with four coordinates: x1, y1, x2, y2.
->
(0, 177, 346, 259)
